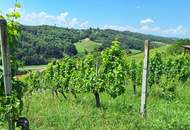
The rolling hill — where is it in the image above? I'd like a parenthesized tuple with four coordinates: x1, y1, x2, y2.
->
(75, 38, 102, 55)
(15, 25, 177, 65)
(129, 45, 170, 62)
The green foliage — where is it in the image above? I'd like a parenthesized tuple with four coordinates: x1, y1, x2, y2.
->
(0, 2, 26, 126)
(81, 54, 101, 93)
(15, 25, 176, 65)
(159, 77, 176, 100)
(19, 38, 190, 129)
(149, 52, 163, 87)
(16, 25, 81, 65)
(24, 39, 190, 106)
(0, 77, 25, 126)
(128, 60, 138, 94)
(163, 54, 190, 81)
(22, 79, 190, 130)
(147, 52, 190, 96)
(1, 1, 189, 129)
(151, 76, 177, 100)
(25, 41, 127, 106)
(15, 3, 21, 8)
(101, 40, 126, 98)
(128, 60, 137, 84)
(168, 39, 190, 54)
(23, 71, 41, 93)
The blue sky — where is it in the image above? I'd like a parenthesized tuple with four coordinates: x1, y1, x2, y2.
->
(0, 0, 190, 38)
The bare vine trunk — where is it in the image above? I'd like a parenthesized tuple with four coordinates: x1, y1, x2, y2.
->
(132, 82, 136, 95)
(71, 89, 77, 99)
(94, 91, 100, 108)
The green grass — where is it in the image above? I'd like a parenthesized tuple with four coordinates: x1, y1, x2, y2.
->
(129, 49, 142, 54)
(151, 41, 167, 46)
(1, 65, 47, 73)
(2, 65, 46, 71)
(22, 79, 190, 130)
(19, 65, 47, 71)
(129, 45, 170, 62)
(75, 38, 102, 55)
(3, 45, 190, 130)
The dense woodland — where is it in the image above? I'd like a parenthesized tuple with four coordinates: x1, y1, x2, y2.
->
(15, 25, 177, 65)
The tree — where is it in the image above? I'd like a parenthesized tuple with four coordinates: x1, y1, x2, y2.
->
(64, 43, 78, 56)
(168, 39, 190, 55)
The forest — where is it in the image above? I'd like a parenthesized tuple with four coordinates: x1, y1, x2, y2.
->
(14, 25, 176, 65)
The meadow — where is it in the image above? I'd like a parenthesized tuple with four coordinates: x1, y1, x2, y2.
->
(75, 38, 102, 55)
(22, 79, 190, 130)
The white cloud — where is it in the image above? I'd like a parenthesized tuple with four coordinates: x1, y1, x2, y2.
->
(161, 25, 187, 35)
(6, 7, 189, 38)
(80, 21, 89, 28)
(140, 25, 187, 35)
(139, 18, 188, 36)
(14, 9, 89, 28)
(102, 18, 189, 38)
(140, 18, 154, 25)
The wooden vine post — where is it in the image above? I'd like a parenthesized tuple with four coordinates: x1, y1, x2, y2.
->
(0, 19, 15, 130)
(140, 40, 149, 118)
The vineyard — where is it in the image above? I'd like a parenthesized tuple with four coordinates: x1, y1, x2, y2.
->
(1, 36, 190, 129)
(1, 1, 190, 130)
(15, 41, 190, 129)
(23, 41, 190, 102)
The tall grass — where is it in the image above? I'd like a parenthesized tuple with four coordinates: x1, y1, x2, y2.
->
(22, 79, 190, 130)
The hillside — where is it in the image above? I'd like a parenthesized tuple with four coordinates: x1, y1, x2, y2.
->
(129, 45, 170, 62)
(15, 25, 177, 65)
(20, 43, 190, 130)
(75, 38, 102, 55)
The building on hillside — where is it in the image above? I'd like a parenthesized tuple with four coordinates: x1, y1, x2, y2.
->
(183, 45, 190, 54)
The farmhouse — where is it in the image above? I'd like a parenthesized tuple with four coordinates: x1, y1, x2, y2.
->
(183, 45, 190, 54)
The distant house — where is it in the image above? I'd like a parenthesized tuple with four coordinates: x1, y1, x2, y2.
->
(183, 45, 190, 54)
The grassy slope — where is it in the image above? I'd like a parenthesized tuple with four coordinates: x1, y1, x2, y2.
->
(23, 81, 190, 130)
(20, 45, 190, 130)
(129, 49, 142, 55)
(75, 38, 102, 54)
(1, 65, 47, 72)
(129, 45, 170, 62)
(19, 65, 47, 71)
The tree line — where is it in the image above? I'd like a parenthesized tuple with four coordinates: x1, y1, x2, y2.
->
(13, 25, 176, 65)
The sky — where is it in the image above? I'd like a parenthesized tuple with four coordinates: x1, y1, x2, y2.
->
(0, 0, 190, 38)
